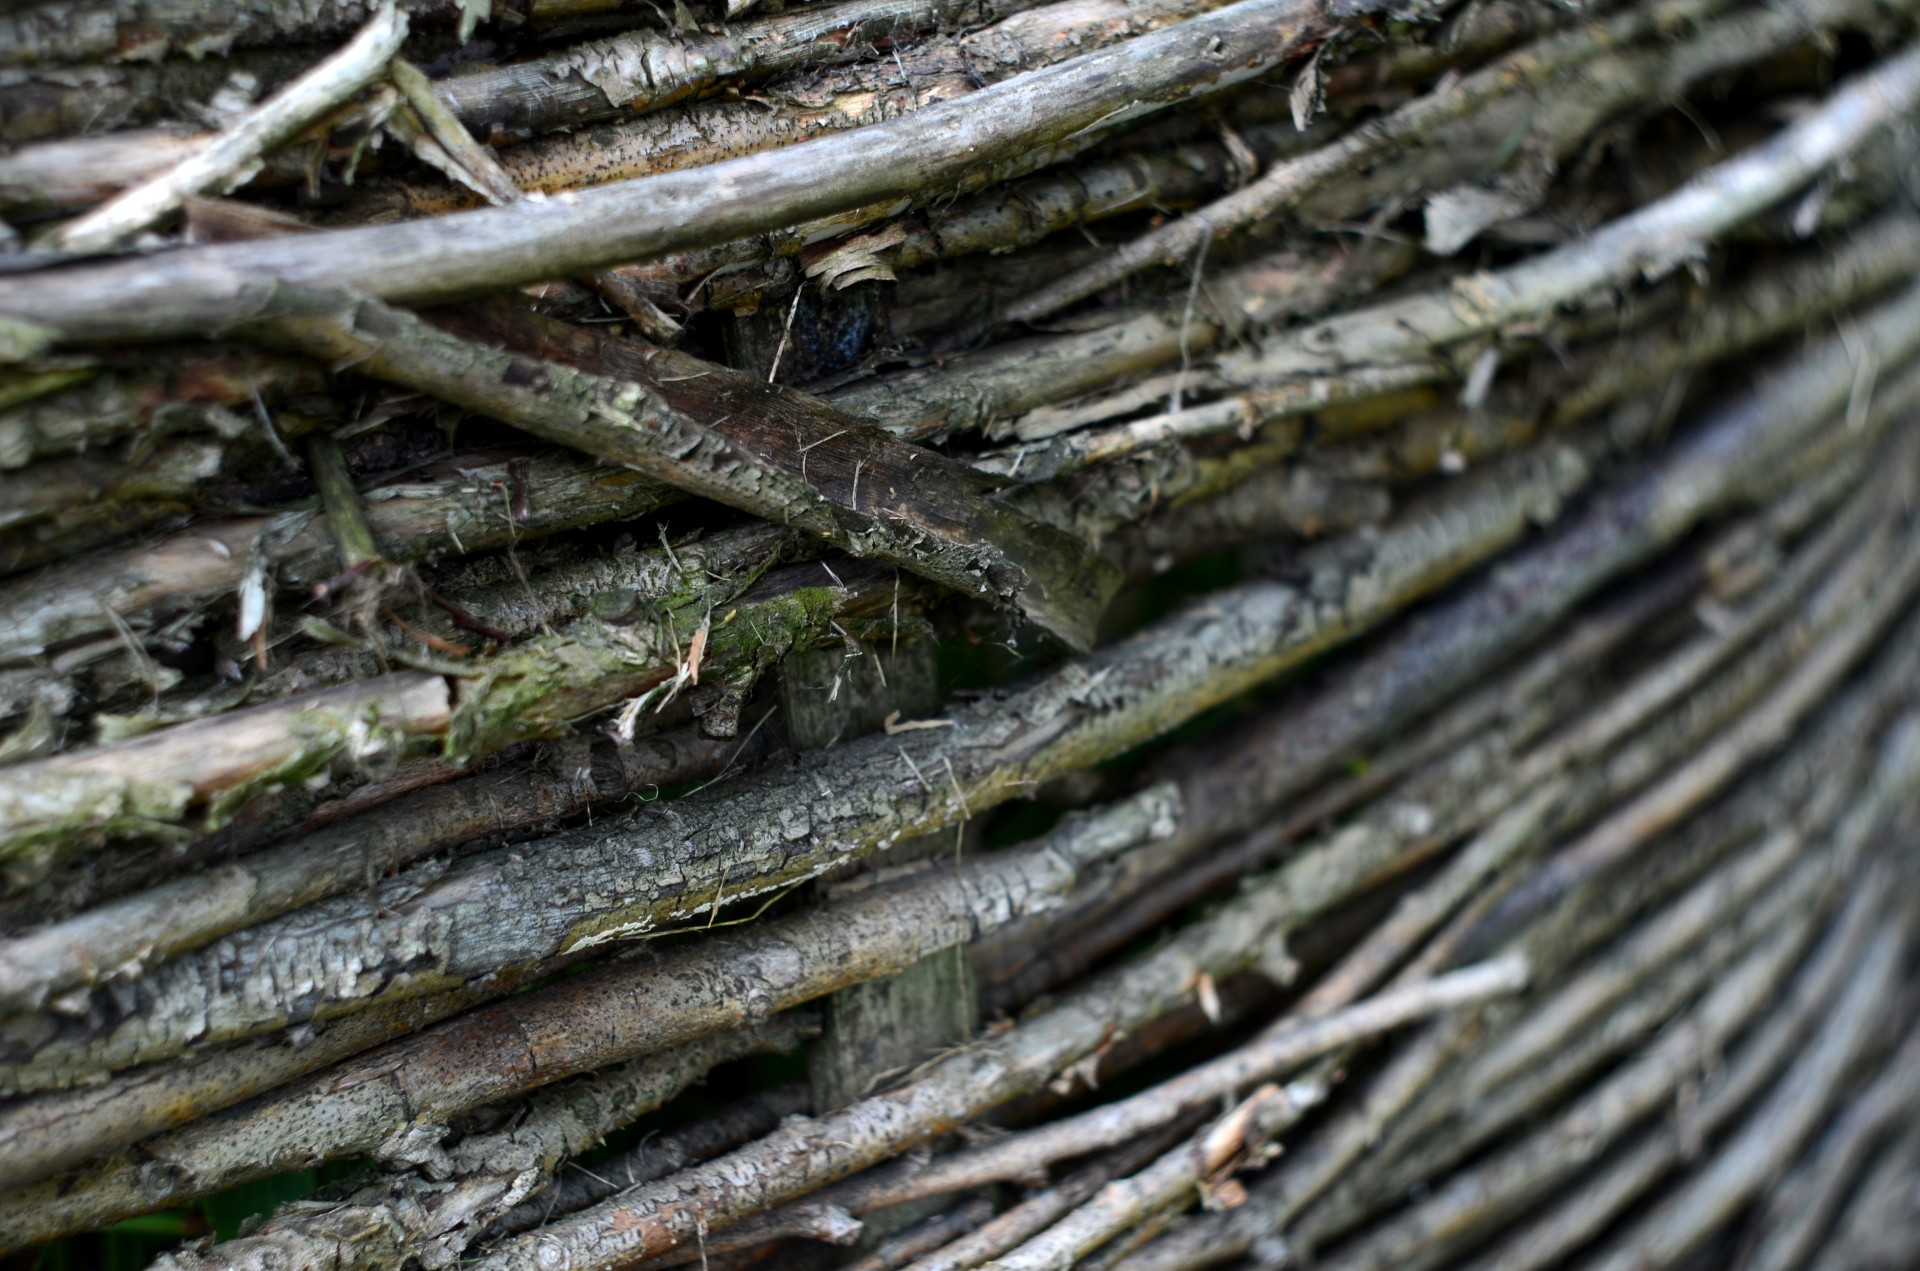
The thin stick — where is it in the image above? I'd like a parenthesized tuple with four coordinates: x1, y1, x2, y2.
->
(853, 958, 1528, 1212)
(36, 5, 407, 255)
(994, 0, 1743, 327)
(390, 57, 684, 342)
(304, 432, 383, 573)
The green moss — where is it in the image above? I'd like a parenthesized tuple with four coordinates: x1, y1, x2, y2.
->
(202, 701, 422, 827)
(445, 585, 843, 760)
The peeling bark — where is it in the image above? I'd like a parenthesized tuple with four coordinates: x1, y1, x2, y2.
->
(248, 292, 1122, 649)
(0, 787, 1177, 1243)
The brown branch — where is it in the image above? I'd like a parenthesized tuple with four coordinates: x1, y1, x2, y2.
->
(0, 446, 675, 660)
(246, 292, 1121, 649)
(0, 787, 1177, 1244)
(1450, 871, 1912, 1271)
(806, 959, 1526, 1216)
(991, 0, 1794, 327)
(0, 0, 1384, 346)
(152, 1016, 820, 1271)
(433, 0, 1054, 139)
(33, 4, 407, 254)
(0, 431, 1596, 1091)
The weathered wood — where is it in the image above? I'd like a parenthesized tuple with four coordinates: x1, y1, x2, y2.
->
(249, 292, 1122, 648)
(0, 0, 1375, 345)
(0, 787, 1178, 1246)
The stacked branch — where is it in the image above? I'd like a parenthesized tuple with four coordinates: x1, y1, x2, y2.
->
(3, 0, 1920, 1269)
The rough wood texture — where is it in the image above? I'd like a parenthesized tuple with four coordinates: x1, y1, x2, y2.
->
(6, 5, 1920, 1269)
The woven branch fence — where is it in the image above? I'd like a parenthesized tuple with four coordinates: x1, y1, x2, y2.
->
(0, 0, 1918, 1267)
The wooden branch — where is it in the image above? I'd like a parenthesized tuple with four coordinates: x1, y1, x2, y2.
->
(0, 726, 770, 1026)
(971, 555, 1671, 1011)
(1292, 617, 1920, 1259)
(1801, 1118, 1920, 1271)
(0, 386, 1438, 878)
(389, 0, 1242, 224)
(7, 251, 1904, 1251)
(0, 427, 312, 575)
(1199, 41, 1920, 406)
(451, 827, 1348, 1271)
(1434, 880, 1909, 1271)
(1114, 798, 1887, 1271)
(0, 957, 588, 1206)
(990, 410, 1920, 1271)
(989, 1084, 1324, 1271)
(895, 1119, 1204, 1271)
(490, 1084, 812, 1238)
(34, 4, 407, 254)
(0, 788, 1177, 1243)
(1377, 842, 1847, 1219)
(810, 958, 1526, 1215)
(245, 291, 1121, 649)
(839, 1198, 997, 1271)
(871, 242, 1407, 442)
(979, 210, 1920, 480)
(0, 349, 322, 472)
(1744, 1019, 1920, 1271)
(994, 358, 1913, 1012)
(1467, 832, 1852, 1107)
(0, 46, 323, 148)
(151, 1016, 820, 1271)
(1470, 459, 1920, 944)
(991, 0, 1783, 326)
(552, 0, 1617, 319)
(1309, 870, 1901, 1271)
(433, 0, 1050, 138)
(15, 307, 1900, 1093)
(1159, 288, 1920, 860)
(305, 431, 383, 571)
(1297, 677, 1912, 1248)
(0, 672, 452, 881)
(0, 0, 493, 68)
(0, 447, 674, 661)
(1577, 961, 1915, 1271)
(390, 56, 686, 342)
(0, 435, 1597, 1091)
(1079, 653, 1899, 1270)
(522, 687, 1889, 1271)
(616, 119, 1280, 316)
(0, 0, 1373, 346)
